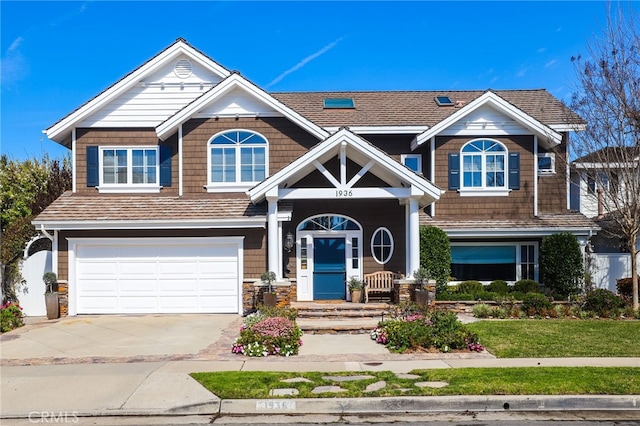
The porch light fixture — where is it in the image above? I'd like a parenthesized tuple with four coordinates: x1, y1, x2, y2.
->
(284, 231, 295, 252)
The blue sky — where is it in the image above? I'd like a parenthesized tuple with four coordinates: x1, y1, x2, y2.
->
(0, 1, 622, 160)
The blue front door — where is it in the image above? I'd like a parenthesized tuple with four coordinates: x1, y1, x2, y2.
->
(313, 237, 346, 300)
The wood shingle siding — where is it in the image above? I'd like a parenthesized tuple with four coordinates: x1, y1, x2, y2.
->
(180, 117, 320, 194)
(434, 135, 535, 218)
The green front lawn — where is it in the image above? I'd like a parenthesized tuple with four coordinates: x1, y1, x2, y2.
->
(467, 320, 640, 358)
(191, 368, 640, 399)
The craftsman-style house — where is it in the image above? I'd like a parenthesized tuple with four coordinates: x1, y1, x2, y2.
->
(34, 39, 598, 315)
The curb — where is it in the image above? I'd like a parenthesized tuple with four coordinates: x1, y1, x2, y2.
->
(220, 395, 640, 416)
(2, 395, 638, 419)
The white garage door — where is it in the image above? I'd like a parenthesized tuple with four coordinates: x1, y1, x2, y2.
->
(70, 237, 243, 314)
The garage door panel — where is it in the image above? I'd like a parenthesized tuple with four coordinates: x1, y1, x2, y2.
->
(158, 262, 199, 276)
(119, 279, 159, 293)
(74, 238, 241, 314)
(119, 261, 159, 276)
(158, 278, 197, 292)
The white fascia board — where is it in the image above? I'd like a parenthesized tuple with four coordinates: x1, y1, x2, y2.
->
(550, 123, 587, 132)
(157, 74, 329, 141)
(573, 161, 637, 169)
(444, 227, 599, 238)
(45, 41, 231, 143)
(248, 128, 442, 204)
(412, 92, 562, 150)
(32, 218, 266, 231)
(324, 126, 429, 134)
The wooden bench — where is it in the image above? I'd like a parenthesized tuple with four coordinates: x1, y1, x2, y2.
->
(363, 271, 401, 303)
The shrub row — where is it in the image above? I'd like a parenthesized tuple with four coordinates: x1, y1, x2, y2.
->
(371, 303, 484, 353)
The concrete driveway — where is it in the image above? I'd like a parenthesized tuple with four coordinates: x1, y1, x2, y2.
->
(0, 314, 241, 364)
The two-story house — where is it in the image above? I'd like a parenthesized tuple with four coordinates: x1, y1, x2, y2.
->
(34, 39, 598, 316)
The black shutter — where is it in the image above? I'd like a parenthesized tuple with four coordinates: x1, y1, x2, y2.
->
(509, 152, 520, 190)
(448, 153, 460, 190)
(159, 144, 172, 187)
(86, 146, 99, 187)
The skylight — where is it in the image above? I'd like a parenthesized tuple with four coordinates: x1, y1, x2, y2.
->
(435, 96, 454, 106)
(323, 98, 355, 109)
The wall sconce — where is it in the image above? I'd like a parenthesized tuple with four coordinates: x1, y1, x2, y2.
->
(284, 231, 295, 252)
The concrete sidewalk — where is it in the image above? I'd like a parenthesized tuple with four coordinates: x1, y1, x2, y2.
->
(1, 315, 639, 420)
(2, 357, 639, 419)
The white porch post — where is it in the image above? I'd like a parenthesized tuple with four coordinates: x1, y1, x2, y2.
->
(266, 189, 280, 279)
(408, 193, 421, 279)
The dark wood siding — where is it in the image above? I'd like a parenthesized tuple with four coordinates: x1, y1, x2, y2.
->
(433, 135, 535, 219)
(75, 128, 178, 195)
(181, 117, 320, 194)
(537, 134, 569, 213)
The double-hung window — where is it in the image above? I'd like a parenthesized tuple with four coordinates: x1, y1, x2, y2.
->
(99, 147, 160, 192)
(207, 130, 268, 192)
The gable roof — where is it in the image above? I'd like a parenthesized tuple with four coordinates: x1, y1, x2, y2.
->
(44, 39, 231, 145)
(247, 127, 443, 207)
(412, 91, 563, 149)
(573, 146, 640, 167)
(156, 72, 329, 141)
(272, 89, 584, 131)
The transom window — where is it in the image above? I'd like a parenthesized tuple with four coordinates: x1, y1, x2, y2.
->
(461, 139, 507, 188)
(207, 130, 267, 189)
(100, 147, 158, 186)
(371, 227, 394, 264)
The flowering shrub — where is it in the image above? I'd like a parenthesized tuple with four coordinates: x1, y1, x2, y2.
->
(371, 305, 484, 353)
(232, 308, 303, 357)
(1, 301, 24, 333)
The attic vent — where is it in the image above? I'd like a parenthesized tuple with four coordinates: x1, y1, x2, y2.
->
(174, 59, 193, 79)
(323, 98, 355, 109)
(435, 96, 454, 106)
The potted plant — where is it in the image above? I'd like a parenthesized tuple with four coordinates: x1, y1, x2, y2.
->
(413, 267, 432, 306)
(348, 276, 363, 303)
(43, 272, 59, 320)
(261, 271, 277, 307)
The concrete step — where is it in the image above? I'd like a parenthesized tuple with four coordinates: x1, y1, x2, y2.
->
(297, 317, 380, 335)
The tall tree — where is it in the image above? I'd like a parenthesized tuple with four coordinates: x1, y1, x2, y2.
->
(0, 155, 72, 302)
(570, 5, 640, 309)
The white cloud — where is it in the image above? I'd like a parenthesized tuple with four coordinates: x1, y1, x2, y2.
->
(266, 37, 344, 88)
(1, 37, 29, 87)
(545, 59, 558, 68)
(538, 47, 547, 53)
(516, 67, 528, 78)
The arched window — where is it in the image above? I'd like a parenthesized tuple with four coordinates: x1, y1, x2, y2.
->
(461, 139, 507, 189)
(371, 227, 393, 264)
(207, 130, 267, 188)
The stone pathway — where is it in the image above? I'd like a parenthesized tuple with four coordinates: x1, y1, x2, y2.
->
(270, 373, 450, 395)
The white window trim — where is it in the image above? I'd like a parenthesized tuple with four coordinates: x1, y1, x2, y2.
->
(449, 241, 539, 284)
(206, 129, 269, 193)
(401, 154, 422, 174)
(97, 146, 161, 193)
(371, 227, 394, 265)
(460, 138, 508, 193)
(537, 152, 556, 175)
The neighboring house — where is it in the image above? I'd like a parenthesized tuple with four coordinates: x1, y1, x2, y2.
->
(34, 39, 599, 316)
(571, 148, 640, 290)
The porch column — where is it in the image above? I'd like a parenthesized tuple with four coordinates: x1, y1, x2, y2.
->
(266, 191, 280, 279)
(407, 195, 421, 278)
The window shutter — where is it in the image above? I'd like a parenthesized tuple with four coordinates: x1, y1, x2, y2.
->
(159, 144, 172, 187)
(86, 146, 99, 187)
(509, 152, 520, 190)
(448, 153, 460, 190)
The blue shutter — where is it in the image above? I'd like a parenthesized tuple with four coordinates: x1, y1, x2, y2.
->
(509, 152, 520, 190)
(159, 144, 172, 187)
(86, 146, 99, 187)
(448, 153, 460, 190)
